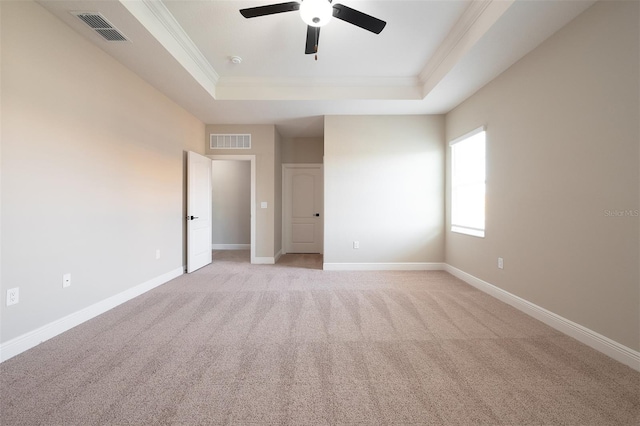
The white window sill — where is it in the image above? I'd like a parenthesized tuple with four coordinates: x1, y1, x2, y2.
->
(451, 226, 485, 238)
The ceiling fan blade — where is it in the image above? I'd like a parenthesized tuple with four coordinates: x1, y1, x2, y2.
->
(332, 3, 386, 34)
(240, 1, 300, 18)
(305, 25, 320, 54)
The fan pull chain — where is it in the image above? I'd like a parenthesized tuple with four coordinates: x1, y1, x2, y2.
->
(315, 28, 319, 61)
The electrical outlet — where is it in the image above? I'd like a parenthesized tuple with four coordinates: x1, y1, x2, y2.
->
(156, 249, 161, 260)
(63, 273, 71, 288)
(498, 257, 504, 269)
(353, 241, 360, 249)
(6, 288, 19, 306)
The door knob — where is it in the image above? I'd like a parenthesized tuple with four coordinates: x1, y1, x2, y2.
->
(314, 213, 320, 217)
(187, 215, 199, 220)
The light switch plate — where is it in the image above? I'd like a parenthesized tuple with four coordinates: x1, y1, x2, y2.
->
(261, 201, 268, 209)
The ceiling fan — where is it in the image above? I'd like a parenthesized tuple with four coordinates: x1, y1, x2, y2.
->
(239, 0, 386, 59)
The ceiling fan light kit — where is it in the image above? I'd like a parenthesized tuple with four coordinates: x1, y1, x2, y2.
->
(300, 0, 333, 27)
(239, 0, 386, 58)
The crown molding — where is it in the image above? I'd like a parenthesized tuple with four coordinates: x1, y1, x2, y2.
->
(217, 76, 420, 88)
(216, 79, 423, 101)
(120, 0, 220, 98)
(419, 0, 515, 98)
(215, 76, 422, 100)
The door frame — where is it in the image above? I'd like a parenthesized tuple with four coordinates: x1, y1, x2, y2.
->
(282, 163, 324, 255)
(208, 155, 256, 264)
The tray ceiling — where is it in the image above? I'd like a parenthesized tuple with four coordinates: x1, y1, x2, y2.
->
(38, 0, 596, 137)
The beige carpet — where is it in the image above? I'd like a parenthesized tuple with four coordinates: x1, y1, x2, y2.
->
(1, 250, 638, 425)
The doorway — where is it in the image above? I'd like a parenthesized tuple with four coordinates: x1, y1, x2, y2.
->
(208, 155, 256, 264)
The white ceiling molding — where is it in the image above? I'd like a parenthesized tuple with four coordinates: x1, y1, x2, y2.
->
(217, 76, 420, 89)
(216, 85, 422, 101)
(216, 76, 422, 100)
(419, 0, 515, 99)
(119, 0, 220, 99)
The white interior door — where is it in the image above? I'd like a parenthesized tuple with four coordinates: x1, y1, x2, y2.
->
(283, 165, 323, 253)
(187, 151, 212, 273)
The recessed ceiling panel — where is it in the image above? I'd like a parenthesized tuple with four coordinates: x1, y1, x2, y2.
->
(163, 0, 470, 79)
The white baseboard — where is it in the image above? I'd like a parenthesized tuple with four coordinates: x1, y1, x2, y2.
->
(323, 262, 446, 271)
(0, 267, 183, 363)
(253, 257, 275, 264)
(252, 249, 287, 264)
(445, 264, 640, 372)
(4, 262, 636, 372)
(211, 244, 250, 250)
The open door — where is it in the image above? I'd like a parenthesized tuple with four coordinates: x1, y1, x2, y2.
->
(187, 151, 212, 273)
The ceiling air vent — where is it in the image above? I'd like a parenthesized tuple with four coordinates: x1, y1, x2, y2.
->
(210, 134, 252, 149)
(72, 12, 128, 42)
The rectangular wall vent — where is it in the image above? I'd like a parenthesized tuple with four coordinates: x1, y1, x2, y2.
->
(210, 134, 251, 149)
(72, 12, 129, 42)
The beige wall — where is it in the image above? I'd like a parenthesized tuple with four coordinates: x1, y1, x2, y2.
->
(324, 115, 445, 265)
(211, 161, 251, 245)
(205, 124, 278, 259)
(445, 0, 639, 350)
(281, 137, 324, 164)
(274, 130, 283, 256)
(1, 1, 205, 343)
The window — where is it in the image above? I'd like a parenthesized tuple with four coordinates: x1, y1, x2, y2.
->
(450, 127, 486, 237)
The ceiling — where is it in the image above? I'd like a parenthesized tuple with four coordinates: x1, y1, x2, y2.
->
(38, 0, 595, 138)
